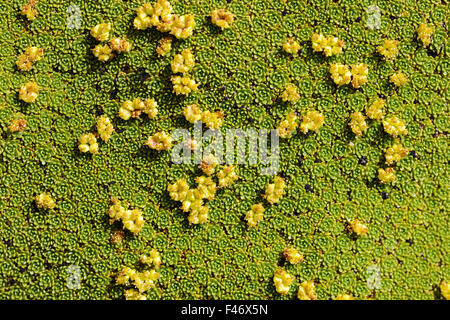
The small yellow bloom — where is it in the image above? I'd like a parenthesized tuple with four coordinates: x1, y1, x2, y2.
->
(78, 133, 99, 154)
(97, 115, 114, 142)
(35, 193, 56, 210)
(171, 75, 199, 95)
(21, 0, 37, 20)
(385, 142, 408, 165)
(245, 203, 265, 228)
(211, 9, 234, 29)
(282, 38, 301, 56)
(9, 119, 27, 133)
(156, 37, 172, 56)
(377, 39, 399, 60)
(277, 111, 298, 138)
(110, 37, 132, 53)
(349, 112, 369, 137)
(366, 98, 385, 120)
(16, 47, 44, 71)
(263, 176, 285, 204)
(195, 176, 217, 200)
(187, 205, 209, 224)
(171, 48, 195, 74)
(200, 154, 218, 176)
(217, 165, 239, 188)
(378, 167, 396, 184)
(124, 289, 147, 300)
(90, 23, 111, 42)
(300, 110, 325, 134)
(351, 63, 368, 88)
(311, 33, 344, 56)
(168, 179, 190, 202)
(108, 198, 145, 234)
(273, 269, 294, 295)
(349, 219, 368, 236)
(170, 14, 195, 39)
(297, 280, 317, 300)
(417, 23, 434, 47)
(390, 72, 408, 87)
(334, 293, 354, 300)
(383, 116, 408, 137)
(19, 81, 39, 103)
(183, 104, 202, 123)
(283, 248, 304, 265)
(440, 280, 450, 300)
(146, 131, 173, 151)
(330, 63, 351, 86)
(92, 44, 114, 62)
(280, 84, 300, 103)
(140, 249, 162, 269)
(201, 110, 224, 129)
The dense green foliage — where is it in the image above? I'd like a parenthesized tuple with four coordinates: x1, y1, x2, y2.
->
(0, 0, 448, 300)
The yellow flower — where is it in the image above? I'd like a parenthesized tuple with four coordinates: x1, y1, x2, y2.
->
(349, 112, 368, 137)
(170, 14, 195, 39)
(383, 116, 408, 137)
(334, 293, 354, 300)
(187, 205, 209, 224)
(385, 142, 408, 165)
(19, 81, 39, 103)
(211, 9, 234, 29)
(366, 98, 385, 120)
(16, 47, 44, 71)
(168, 179, 190, 201)
(377, 39, 399, 60)
(119, 98, 158, 120)
(378, 167, 396, 183)
(273, 269, 294, 295)
(35, 193, 56, 210)
(156, 37, 172, 56)
(300, 110, 325, 134)
(201, 110, 224, 129)
(297, 280, 317, 300)
(90, 23, 111, 42)
(78, 133, 99, 154)
(277, 111, 298, 138)
(21, 0, 37, 20)
(440, 280, 450, 300)
(351, 63, 368, 88)
(146, 131, 173, 151)
(417, 23, 434, 47)
(311, 33, 344, 56)
(181, 189, 203, 213)
(196, 176, 217, 200)
(311, 33, 328, 52)
(110, 37, 132, 53)
(263, 176, 285, 204)
(245, 203, 264, 228)
(108, 198, 145, 234)
(97, 115, 114, 142)
(92, 44, 114, 62)
(282, 38, 300, 55)
(349, 219, 368, 236)
(280, 84, 300, 103)
(171, 75, 199, 95)
(217, 165, 239, 188)
(330, 63, 351, 86)
(171, 48, 195, 74)
(283, 248, 304, 265)
(390, 72, 408, 87)
(183, 104, 202, 123)
(200, 154, 218, 176)
(124, 289, 147, 300)
(9, 119, 27, 133)
(140, 249, 162, 269)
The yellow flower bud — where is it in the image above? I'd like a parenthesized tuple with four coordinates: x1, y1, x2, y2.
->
(334, 293, 354, 300)
(170, 14, 195, 39)
(383, 116, 407, 137)
(440, 280, 450, 300)
(417, 23, 434, 47)
(378, 167, 396, 183)
(330, 63, 351, 86)
(168, 179, 189, 201)
(297, 280, 317, 300)
(90, 23, 111, 42)
(366, 98, 385, 120)
(92, 44, 114, 62)
(300, 110, 325, 134)
(245, 203, 264, 228)
(9, 119, 27, 133)
(280, 84, 300, 103)
(377, 39, 399, 60)
(35, 193, 56, 210)
(201, 110, 224, 129)
(211, 9, 234, 29)
(217, 165, 239, 188)
(263, 176, 285, 204)
(351, 63, 369, 88)
(172, 75, 199, 95)
(282, 38, 301, 56)
(19, 81, 39, 103)
(385, 142, 408, 165)
(277, 111, 298, 138)
(183, 104, 202, 123)
(97, 115, 114, 142)
(349, 112, 368, 137)
(110, 37, 132, 53)
(156, 37, 172, 56)
(200, 154, 218, 176)
(146, 131, 173, 151)
(284, 248, 304, 265)
(349, 219, 368, 236)
(273, 269, 294, 295)
(78, 133, 99, 154)
(390, 72, 408, 87)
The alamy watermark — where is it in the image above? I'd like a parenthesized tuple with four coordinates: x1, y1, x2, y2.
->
(67, 5, 82, 30)
(66, 264, 81, 289)
(366, 5, 381, 30)
(171, 122, 279, 175)
(366, 265, 381, 289)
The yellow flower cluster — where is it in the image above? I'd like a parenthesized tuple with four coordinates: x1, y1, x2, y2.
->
(311, 33, 345, 56)
(108, 198, 145, 234)
(350, 63, 369, 88)
(417, 23, 434, 47)
(349, 219, 369, 236)
(378, 167, 396, 184)
(92, 44, 114, 62)
(366, 98, 385, 120)
(211, 9, 234, 29)
(283, 248, 304, 265)
(119, 98, 158, 120)
(282, 38, 301, 56)
(124, 289, 147, 300)
(97, 115, 114, 142)
(21, 0, 37, 21)
(19, 81, 39, 103)
(277, 112, 298, 138)
(156, 37, 172, 56)
(440, 280, 450, 300)
(35, 193, 56, 210)
(280, 84, 300, 103)
(78, 133, 99, 154)
(110, 37, 132, 53)
(171, 49, 195, 74)
(329, 63, 351, 86)
(263, 175, 285, 204)
(297, 280, 317, 300)
(245, 203, 265, 228)
(200, 154, 219, 175)
(171, 75, 199, 95)
(91, 23, 111, 42)
(377, 39, 399, 60)
(349, 112, 369, 137)
(390, 72, 408, 87)
(140, 249, 162, 269)
(116, 266, 160, 295)
(134, 1, 195, 39)
(201, 110, 224, 129)
(334, 293, 354, 300)
(16, 47, 44, 71)
(385, 142, 408, 165)
(300, 110, 325, 134)
(168, 179, 211, 224)
(146, 131, 173, 151)
(273, 269, 294, 295)
(183, 104, 202, 123)
(9, 118, 27, 133)
(217, 165, 239, 188)
(382, 116, 408, 137)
